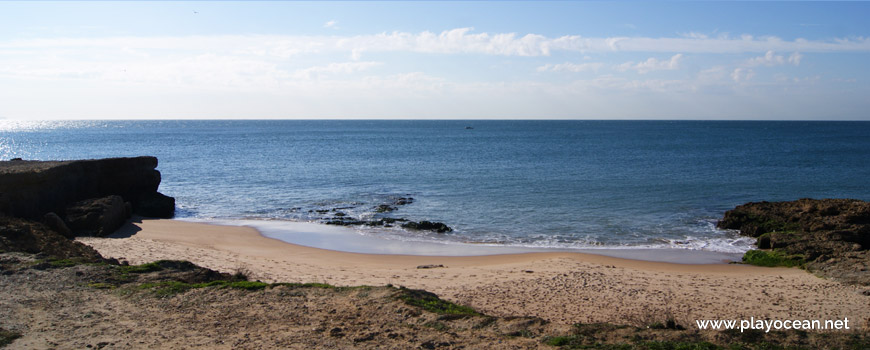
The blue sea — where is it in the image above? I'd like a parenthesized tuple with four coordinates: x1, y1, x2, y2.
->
(3, 120, 869, 254)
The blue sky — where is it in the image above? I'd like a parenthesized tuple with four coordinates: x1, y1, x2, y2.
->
(1, 1, 869, 120)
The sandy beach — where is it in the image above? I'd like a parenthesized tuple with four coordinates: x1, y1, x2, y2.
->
(77, 218, 870, 329)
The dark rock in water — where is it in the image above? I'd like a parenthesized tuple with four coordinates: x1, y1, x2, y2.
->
(334, 212, 346, 217)
(135, 192, 175, 218)
(0, 156, 173, 220)
(394, 197, 414, 206)
(64, 195, 129, 237)
(719, 198, 870, 286)
(375, 204, 396, 213)
(325, 219, 367, 226)
(401, 221, 452, 233)
(42, 212, 72, 239)
(325, 217, 412, 227)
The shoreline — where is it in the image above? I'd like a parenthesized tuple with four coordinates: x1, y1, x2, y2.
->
(77, 218, 870, 328)
(182, 217, 745, 264)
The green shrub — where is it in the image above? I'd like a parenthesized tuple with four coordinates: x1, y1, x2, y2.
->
(544, 336, 574, 346)
(226, 281, 268, 290)
(118, 262, 163, 274)
(742, 250, 804, 268)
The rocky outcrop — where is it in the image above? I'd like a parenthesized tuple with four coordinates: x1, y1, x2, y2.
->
(63, 195, 130, 237)
(0, 157, 174, 220)
(42, 212, 72, 239)
(0, 216, 103, 262)
(718, 198, 870, 286)
(136, 192, 175, 219)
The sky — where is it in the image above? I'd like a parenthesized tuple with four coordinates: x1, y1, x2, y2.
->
(1, 1, 869, 120)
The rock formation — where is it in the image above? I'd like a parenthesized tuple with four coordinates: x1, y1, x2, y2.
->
(0, 156, 174, 220)
(0, 216, 103, 262)
(401, 220, 453, 233)
(63, 195, 130, 237)
(0, 157, 175, 239)
(719, 198, 870, 286)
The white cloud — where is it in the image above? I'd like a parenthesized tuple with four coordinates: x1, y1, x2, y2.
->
(731, 67, 755, 82)
(293, 61, 381, 79)
(2, 30, 869, 61)
(343, 28, 559, 57)
(746, 50, 785, 66)
(0, 28, 866, 120)
(617, 54, 682, 74)
(323, 20, 338, 29)
(788, 52, 803, 65)
(696, 65, 731, 85)
(537, 62, 604, 73)
(0, 53, 290, 91)
(745, 50, 803, 67)
(679, 32, 709, 39)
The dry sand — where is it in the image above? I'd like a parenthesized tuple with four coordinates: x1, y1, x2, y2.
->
(78, 218, 870, 329)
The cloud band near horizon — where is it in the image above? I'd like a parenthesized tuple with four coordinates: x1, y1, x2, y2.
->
(3, 28, 870, 57)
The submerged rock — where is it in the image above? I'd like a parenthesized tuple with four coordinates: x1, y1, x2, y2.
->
(401, 221, 453, 234)
(375, 204, 396, 213)
(394, 197, 414, 206)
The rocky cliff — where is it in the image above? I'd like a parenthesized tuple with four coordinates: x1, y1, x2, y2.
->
(719, 198, 870, 286)
(0, 157, 174, 238)
(0, 156, 174, 220)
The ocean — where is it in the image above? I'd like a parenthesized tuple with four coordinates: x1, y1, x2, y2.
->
(3, 120, 869, 254)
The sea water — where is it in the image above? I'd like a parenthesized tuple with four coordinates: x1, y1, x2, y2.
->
(3, 120, 869, 254)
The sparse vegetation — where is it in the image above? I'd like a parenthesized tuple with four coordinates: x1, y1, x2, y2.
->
(273, 282, 336, 289)
(88, 282, 116, 289)
(3, 250, 870, 350)
(136, 280, 272, 296)
(47, 258, 78, 267)
(648, 318, 685, 330)
(423, 321, 449, 332)
(738, 215, 802, 236)
(507, 329, 536, 338)
(0, 328, 21, 347)
(30, 257, 99, 269)
(397, 287, 479, 315)
(118, 261, 164, 274)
